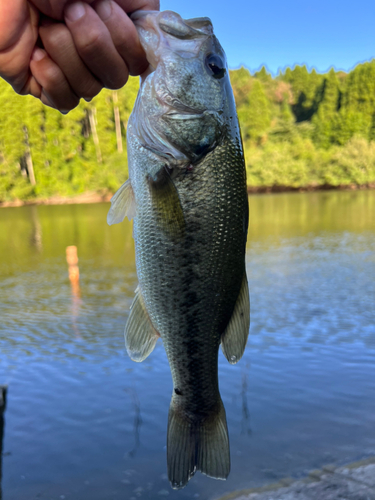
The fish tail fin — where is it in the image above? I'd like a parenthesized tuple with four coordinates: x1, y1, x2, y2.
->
(167, 402, 197, 489)
(167, 398, 230, 489)
(196, 399, 230, 481)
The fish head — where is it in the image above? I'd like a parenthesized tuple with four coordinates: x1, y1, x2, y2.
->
(132, 10, 230, 163)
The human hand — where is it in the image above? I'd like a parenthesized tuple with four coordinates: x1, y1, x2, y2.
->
(0, 0, 159, 113)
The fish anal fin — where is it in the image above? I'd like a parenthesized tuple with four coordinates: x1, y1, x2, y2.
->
(125, 288, 160, 362)
(167, 398, 230, 489)
(221, 274, 250, 364)
(107, 179, 136, 225)
(148, 166, 185, 239)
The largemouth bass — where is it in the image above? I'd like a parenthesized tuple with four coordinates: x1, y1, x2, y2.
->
(108, 10, 249, 489)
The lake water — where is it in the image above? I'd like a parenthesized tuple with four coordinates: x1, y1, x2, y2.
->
(0, 190, 374, 500)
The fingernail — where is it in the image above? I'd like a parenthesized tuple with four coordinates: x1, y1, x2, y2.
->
(60, 110, 69, 115)
(96, 0, 112, 21)
(84, 97, 93, 102)
(31, 48, 46, 62)
(65, 2, 86, 22)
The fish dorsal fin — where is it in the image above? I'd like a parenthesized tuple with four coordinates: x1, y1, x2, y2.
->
(107, 179, 136, 225)
(125, 288, 160, 362)
(221, 274, 250, 364)
(148, 166, 185, 239)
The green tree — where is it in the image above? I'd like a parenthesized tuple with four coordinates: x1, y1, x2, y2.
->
(312, 68, 341, 147)
(229, 67, 252, 109)
(368, 113, 375, 142)
(282, 65, 323, 122)
(254, 65, 272, 82)
(239, 79, 271, 141)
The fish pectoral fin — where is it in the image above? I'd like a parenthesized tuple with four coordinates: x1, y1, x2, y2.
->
(221, 274, 250, 365)
(148, 166, 185, 239)
(107, 179, 136, 225)
(125, 288, 160, 362)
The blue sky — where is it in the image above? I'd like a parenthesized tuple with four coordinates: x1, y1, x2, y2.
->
(161, 0, 375, 74)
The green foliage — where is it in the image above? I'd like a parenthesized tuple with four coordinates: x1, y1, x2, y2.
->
(245, 135, 375, 188)
(312, 68, 341, 147)
(368, 114, 375, 142)
(322, 136, 375, 186)
(341, 60, 375, 116)
(0, 77, 139, 202)
(232, 60, 375, 188)
(331, 110, 371, 146)
(229, 67, 253, 108)
(1, 59, 375, 202)
(237, 79, 271, 141)
(282, 65, 324, 122)
(245, 136, 320, 187)
(254, 65, 272, 82)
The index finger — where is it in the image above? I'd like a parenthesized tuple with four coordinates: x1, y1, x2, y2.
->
(113, 0, 160, 14)
(110, 0, 160, 75)
(93, 0, 154, 76)
(31, 0, 159, 20)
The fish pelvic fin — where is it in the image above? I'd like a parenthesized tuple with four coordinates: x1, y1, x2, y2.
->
(221, 273, 250, 364)
(125, 288, 160, 362)
(107, 179, 136, 225)
(167, 398, 230, 489)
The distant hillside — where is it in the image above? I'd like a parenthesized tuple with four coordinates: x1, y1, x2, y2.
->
(1, 61, 375, 203)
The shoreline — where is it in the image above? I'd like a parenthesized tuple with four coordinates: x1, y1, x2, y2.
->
(0, 191, 113, 208)
(0, 183, 374, 208)
(216, 456, 375, 500)
(246, 182, 375, 194)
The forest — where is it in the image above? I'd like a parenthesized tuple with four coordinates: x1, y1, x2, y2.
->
(1, 60, 375, 202)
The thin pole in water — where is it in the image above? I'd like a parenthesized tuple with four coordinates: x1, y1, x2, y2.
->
(0, 385, 7, 500)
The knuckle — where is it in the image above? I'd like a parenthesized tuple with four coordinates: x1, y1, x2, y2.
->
(43, 65, 63, 86)
(105, 72, 128, 90)
(58, 97, 80, 112)
(64, 101, 80, 112)
(77, 80, 102, 100)
(84, 82, 102, 99)
(129, 59, 148, 77)
(78, 29, 106, 56)
(113, 33, 137, 59)
(44, 24, 71, 52)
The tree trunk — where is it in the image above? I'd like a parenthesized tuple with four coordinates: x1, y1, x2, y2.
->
(88, 108, 102, 164)
(23, 126, 36, 186)
(113, 91, 123, 153)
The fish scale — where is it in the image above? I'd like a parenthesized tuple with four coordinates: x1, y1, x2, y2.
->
(107, 9, 249, 489)
(137, 141, 245, 393)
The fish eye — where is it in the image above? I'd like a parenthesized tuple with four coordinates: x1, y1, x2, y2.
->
(205, 54, 226, 79)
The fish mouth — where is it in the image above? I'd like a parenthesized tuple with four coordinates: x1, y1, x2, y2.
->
(131, 10, 213, 39)
(131, 10, 213, 71)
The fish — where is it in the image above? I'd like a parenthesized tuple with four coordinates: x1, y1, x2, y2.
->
(107, 10, 249, 489)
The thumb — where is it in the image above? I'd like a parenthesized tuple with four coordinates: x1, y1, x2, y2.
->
(0, 0, 39, 93)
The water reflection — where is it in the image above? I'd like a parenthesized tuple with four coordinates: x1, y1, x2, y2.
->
(0, 191, 374, 500)
(241, 363, 252, 436)
(0, 386, 7, 500)
(66, 246, 81, 338)
(29, 206, 42, 252)
(124, 387, 143, 458)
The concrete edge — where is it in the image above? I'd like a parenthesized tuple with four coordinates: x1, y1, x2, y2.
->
(215, 456, 375, 500)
